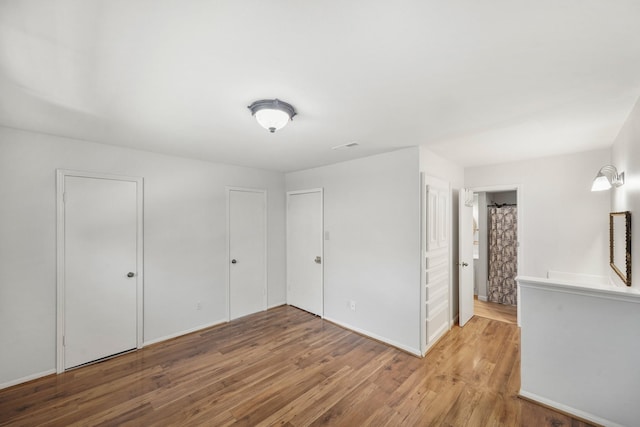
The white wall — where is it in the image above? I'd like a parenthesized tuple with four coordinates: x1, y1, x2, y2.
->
(286, 148, 422, 354)
(0, 126, 286, 387)
(612, 97, 640, 288)
(419, 147, 465, 320)
(519, 277, 640, 427)
(465, 149, 611, 278)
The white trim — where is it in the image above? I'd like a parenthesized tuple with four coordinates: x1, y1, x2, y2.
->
(447, 184, 453, 333)
(286, 188, 325, 196)
(56, 169, 144, 373)
(0, 369, 56, 391)
(226, 187, 268, 321)
(419, 173, 426, 354)
(56, 171, 64, 373)
(477, 295, 488, 302)
(142, 319, 227, 347)
(286, 188, 324, 317)
(517, 276, 640, 304)
(324, 316, 421, 356)
(519, 390, 623, 427)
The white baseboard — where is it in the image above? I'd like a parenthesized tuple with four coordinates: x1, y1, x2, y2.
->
(323, 316, 421, 356)
(143, 318, 227, 347)
(477, 295, 488, 302)
(519, 389, 622, 427)
(268, 301, 287, 309)
(0, 369, 56, 390)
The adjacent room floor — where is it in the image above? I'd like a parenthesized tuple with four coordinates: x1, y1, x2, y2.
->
(474, 296, 518, 325)
(0, 305, 592, 426)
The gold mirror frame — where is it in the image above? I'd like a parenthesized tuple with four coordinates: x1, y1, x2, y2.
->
(610, 211, 632, 286)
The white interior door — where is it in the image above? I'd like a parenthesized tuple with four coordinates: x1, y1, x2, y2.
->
(458, 188, 475, 327)
(228, 188, 267, 320)
(287, 189, 323, 316)
(422, 176, 451, 354)
(63, 175, 139, 369)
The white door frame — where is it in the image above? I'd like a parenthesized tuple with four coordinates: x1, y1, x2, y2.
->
(56, 169, 144, 373)
(465, 184, 522, 326)
(286, 188, 324, 317)
(420, 174, 426, 353)
(226, 187, 268, 321)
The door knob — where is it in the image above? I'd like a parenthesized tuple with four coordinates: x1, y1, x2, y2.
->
(314, 256, 322, 264)
(231, 259, 237, 264)
(127, 272, 135, 278)
(459, 262, 469, 267)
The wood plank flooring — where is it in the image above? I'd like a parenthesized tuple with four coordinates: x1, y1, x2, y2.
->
(474, 297, 518, 324)
(0, 305, 594, 426)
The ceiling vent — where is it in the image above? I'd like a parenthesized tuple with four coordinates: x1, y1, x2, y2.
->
(331, 142, 359, 150)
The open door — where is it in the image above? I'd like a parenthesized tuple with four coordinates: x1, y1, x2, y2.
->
(458, 188, 475, 326)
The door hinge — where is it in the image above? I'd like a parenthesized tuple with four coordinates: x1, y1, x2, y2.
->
(62, 335, 65, 346)
(62, 192, 67, 203)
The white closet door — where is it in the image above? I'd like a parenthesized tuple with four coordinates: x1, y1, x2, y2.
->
(287, 189, 323, 316)
(423, 176, 451, 354)
(64, 176, 138, 369)
(228, 188, 267, 320)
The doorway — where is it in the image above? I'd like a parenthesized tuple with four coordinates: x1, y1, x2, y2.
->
(227, 188, 267, 320)
(56, 170, 143, 372)
(459, 186, 521, 326)
(286, 189, 323, 316)
(483, 191, 518, 306)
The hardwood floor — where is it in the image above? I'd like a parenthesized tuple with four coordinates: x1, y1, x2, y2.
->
(474, 297, 518, 324)
(0, 305, 594, 426)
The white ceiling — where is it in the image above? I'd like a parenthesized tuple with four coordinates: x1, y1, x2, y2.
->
(1, 1, 639, 172)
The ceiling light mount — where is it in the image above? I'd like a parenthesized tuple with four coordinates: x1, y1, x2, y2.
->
(591, 165, 625, 191)
(248, 99, 297, 133)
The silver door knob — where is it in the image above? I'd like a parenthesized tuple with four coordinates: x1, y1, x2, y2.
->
(314, 256, 322, 264)
(127, 272, 135, 278)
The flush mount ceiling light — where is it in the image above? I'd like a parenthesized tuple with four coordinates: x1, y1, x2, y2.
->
(247, 99, 297, 133)
(591, 165, 625, 191)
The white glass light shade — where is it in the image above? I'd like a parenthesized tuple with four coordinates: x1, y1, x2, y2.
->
(591, 174, 611, 191)
(255, 108, 290, 133)
(248, 99, 297, 133)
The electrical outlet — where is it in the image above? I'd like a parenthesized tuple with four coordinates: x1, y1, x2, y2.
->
(349, 300, 356, 311)
(196, 301, 202, 311)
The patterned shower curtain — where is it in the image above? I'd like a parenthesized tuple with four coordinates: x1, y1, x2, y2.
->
(488, 206, 518, 305)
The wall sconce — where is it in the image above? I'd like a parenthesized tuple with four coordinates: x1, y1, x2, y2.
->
(591, 165, 625, 191)
(248, 99, 297, 133)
